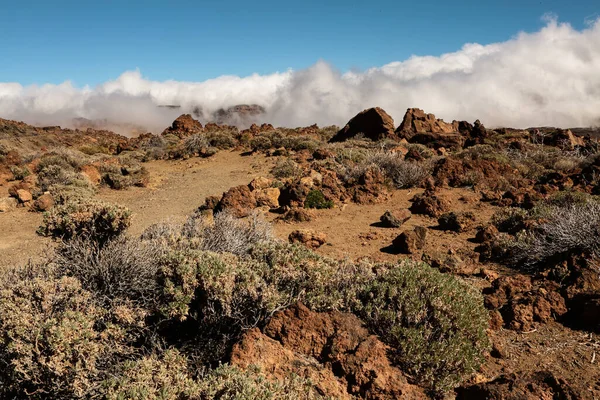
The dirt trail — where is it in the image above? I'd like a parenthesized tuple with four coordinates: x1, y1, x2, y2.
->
(0, 151, 274, 267)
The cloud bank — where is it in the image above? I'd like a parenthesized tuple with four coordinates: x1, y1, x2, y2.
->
(1, 17, 600, 134)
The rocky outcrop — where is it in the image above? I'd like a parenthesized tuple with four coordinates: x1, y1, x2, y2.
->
(161, 114, 204, 138)
(213, 104, 266, 125)
(396, 108, 457, 137)
(330, 107, 395, 142)
(230, 303, 426, 399)
(214, 185, 257, 217)
(483, 275, 567, 331)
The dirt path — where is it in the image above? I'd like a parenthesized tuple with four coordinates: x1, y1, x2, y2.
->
(0, 151, 275, 267)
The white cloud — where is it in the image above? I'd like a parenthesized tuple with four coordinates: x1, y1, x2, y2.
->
(1, 17, 600, 134)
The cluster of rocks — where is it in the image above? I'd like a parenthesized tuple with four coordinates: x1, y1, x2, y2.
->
(230, 303, 426, 399)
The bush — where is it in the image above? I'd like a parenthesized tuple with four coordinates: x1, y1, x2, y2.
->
(183, 134, 210, 156)
(501, 200, 600, 270)
(9, 165, 30, 180)
(272, 158, 302, 179)
(200, 211, 273, 256)
(99, 157, 149, 189)
(37, 164, 96, 204)
(304, 189, 334, 209)
(38, 200, 132, 244)
(0, 274, 124, 399)
(491, 207, 529, 234)
(344, 151, 431, 189)
(157, 241, 373, 332)
(52, 236, 162, 306)
(36, 149, 87, 172)
(197, 364, 323, 399)
(354, 260, 490, 394)
(103, 349, 202, 400)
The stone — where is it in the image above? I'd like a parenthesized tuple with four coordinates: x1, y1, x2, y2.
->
(0, 197, 18, 212)
(33, 193, 54, 211)
(392, 226, 427, 254)
(329, 107, 395, 142)
(289, 229, 327, 249)
(379, 209, 411, 228)
(254, 187, 280, 209)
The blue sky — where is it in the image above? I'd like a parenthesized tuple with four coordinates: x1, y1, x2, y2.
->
(1, 0, 598, 86)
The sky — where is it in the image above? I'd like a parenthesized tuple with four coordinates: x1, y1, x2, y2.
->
(1, 0, 600, 131)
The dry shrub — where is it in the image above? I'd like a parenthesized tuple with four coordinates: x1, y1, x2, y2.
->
(354, 260, 490, 394)
(197, 364, 324, 399)
(53, 236, 162, 306)
(272, 158, 302, 179)
(345, 150, 431, 189)
(103, 349, 202, 400)
(502, 200, 600, 270)
(38, 200, 132, 244)
(142, 211, 274, 257)
(200, 211, 273, 256)
(0, 274, 125, 399)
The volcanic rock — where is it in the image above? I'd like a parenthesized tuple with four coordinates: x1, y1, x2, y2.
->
(289, 229, 327, 249)
(438, 211, 476, 232)
(380, 209, 411, 228)
(230, 303, 425, 399)
(214, 185, 257, 217)
(161, 114, 204, 138)
(329, 107, 395, 142)
(392, 226, 427, 254)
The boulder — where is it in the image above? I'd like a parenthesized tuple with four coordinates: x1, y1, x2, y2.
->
(289, 229, 327, 249)
(231, 303, 425, 400)
(329, 107, 395, 142)
(437, 211, 476, 232)
(474, 225, 499, 243)
(33, 193, 54, 211)
(254, 187, 280, 208)
(549, 129, 585, 150)
(0, 197, 18, 212)
(277, 207, 313, 223)
(392, 226, 427, 254)
(80, 165, 102, 185)
(379, 209, 411, 228)
(409, 190, 450, 217)
(15, 189, 32, 204)
(248, 176, 273, 191)
(214, 185, 257, 217)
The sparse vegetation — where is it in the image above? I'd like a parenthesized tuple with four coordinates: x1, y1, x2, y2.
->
(304, 189, 334, 209)
(272, 158, 302, 179)
(38, 200, 132, 243)
(355, 260, 490, 394)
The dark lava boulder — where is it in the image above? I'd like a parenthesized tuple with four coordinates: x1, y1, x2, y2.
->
(330, 107, 395, 142)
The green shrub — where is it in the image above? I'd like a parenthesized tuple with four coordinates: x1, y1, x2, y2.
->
(99, 158, 149, 189)
(103, 349, 202, 400)
(304, 189, 334, 209)
(9, 165, 30, 180)
(249, 136, 272, 151)
(38, 200, 132, 244)
(37, 164, 96, 204)
(0, 275, 124, 399)
(490, 207, 529, 234)
(272, 158, 302, 179)
(36, 150, 87, 172)
(354, 260, 490, 394)
(197, 364, 324, 399)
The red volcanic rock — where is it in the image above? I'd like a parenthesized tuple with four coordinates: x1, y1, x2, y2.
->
(396, 108, 457, 137)
(231, 303, 426, 400)
(330, 107, 395, 142)
(161, 114, 204, 138)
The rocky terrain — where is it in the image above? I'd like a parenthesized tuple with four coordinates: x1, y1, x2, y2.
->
(0, 107, 599, 399)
